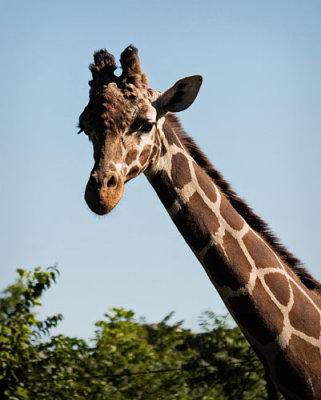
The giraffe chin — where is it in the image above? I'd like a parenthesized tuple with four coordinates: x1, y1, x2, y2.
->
(84, 184, 124, 216)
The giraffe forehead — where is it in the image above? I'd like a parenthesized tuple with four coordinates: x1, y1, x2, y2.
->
(98, 85, 154, 133)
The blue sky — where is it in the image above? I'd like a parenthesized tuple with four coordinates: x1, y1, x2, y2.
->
(1, 0, 321, 338)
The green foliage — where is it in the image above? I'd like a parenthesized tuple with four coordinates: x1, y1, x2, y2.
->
(0, 266, 63, 399)
(0, 268, 273, 399)
(184, 311, 267, 399)
(89, 308, 193, 399)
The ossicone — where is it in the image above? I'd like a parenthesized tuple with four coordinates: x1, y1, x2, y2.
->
(90, 49, 117, 84)
(89, 45, 148, 89)
(120, 45, 149, 87)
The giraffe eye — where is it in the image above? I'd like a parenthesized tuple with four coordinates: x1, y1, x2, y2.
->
(128, 119, 155, 135)
(139, 122, 155, 133)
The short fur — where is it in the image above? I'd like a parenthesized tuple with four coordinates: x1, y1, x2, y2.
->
(165, 113, 321, 292)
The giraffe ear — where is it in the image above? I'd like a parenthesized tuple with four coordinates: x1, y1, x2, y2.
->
(155, 75, 203, 117)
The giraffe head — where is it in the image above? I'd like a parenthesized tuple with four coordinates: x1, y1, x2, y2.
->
(79, 45, 202, 215)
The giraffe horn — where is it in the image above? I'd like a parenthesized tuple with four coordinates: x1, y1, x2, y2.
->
(90, 49, 117, 83)
(120, 45, 148, 87)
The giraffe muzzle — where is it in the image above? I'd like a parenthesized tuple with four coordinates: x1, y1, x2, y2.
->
(84, 170, 124, 215)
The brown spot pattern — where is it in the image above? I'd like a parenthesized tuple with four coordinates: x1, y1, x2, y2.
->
(243, 230, 281, 270)
(289, 283, 321, 338)
(220, 195, 244, 231)
(228, 279, 284, 345)
(122, 166, 128, 176)
(125, 149, 138, 164)
(203, 245, 236, 289)
(164, 119, 183, 148)
(264, 272, 290, 307)
(194, 163, 217, 203)
(115, 142, 123, 159)
(223, 231, 253, 288)
(171, 153, 192, 189)
(275, 335, 321, 398)
(173, 192, 220, 252)
(149, 170, 177, 209)
(160, 143, 167, 157)
(310, 289, 321, 311)
(139, 146, 151, 165)
(149, 146, 157, 161)
(203, 232, 252, 291)
(127, 166, 139, 178)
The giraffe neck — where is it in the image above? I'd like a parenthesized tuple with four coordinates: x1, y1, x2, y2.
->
(145, 114, 321, 400)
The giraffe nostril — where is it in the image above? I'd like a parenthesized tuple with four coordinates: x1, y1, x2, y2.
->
(106, 174, 117, 188)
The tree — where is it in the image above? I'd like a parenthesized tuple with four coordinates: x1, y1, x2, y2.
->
(0, 267, 62, 399)
(0, 267, 279, 399)
(184, 312, 267, 399)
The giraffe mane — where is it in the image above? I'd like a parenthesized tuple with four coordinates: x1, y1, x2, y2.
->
(165, 113, 321, 292)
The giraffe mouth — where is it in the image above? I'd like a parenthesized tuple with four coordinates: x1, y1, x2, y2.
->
(84, 171, 125, 215)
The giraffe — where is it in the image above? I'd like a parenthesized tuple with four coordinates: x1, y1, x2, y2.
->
(78, 45, 321, 399)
